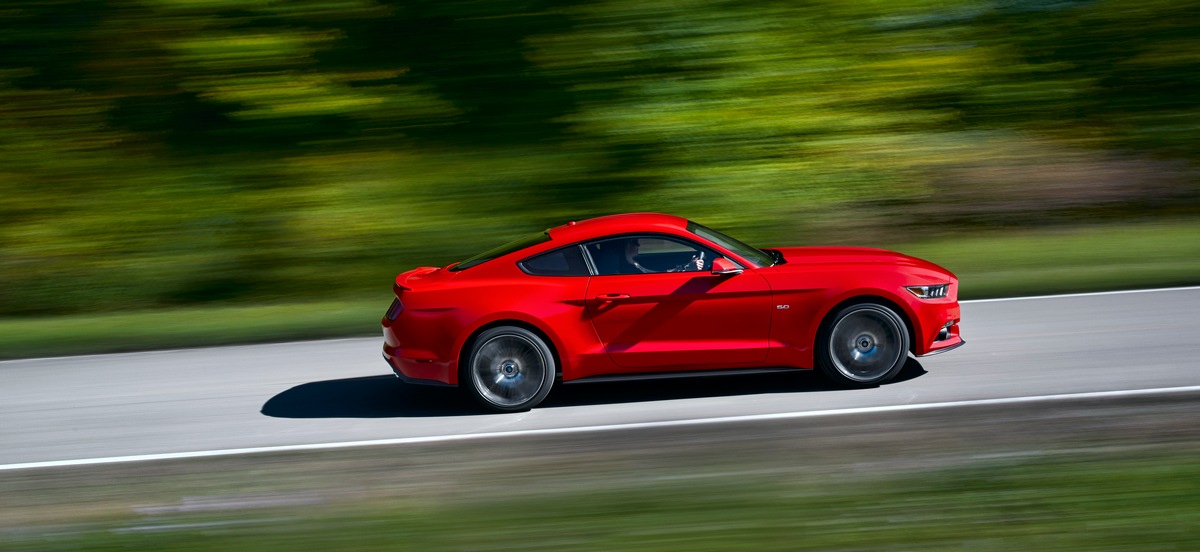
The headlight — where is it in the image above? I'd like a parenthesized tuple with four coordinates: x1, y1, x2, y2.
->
(906, 284, 949, 299)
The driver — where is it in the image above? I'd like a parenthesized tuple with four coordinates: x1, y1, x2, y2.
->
(620, 239, 653, 274)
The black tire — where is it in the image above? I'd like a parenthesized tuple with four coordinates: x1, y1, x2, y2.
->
(816, 303, 910, 387)
(462, 326, 555, 412)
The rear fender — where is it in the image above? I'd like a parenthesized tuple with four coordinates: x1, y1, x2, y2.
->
(455, 312, 568, 385)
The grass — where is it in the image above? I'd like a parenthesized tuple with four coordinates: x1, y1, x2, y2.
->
(0, 299, 386, 360)
(3, 395, 1197, 550)
(2, 220, 1198, 360)
(895, 220, 1200, 298)
(3, 450, 1197, 551)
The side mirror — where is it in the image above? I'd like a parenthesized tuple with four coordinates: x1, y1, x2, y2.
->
(711, 257, 743, 276)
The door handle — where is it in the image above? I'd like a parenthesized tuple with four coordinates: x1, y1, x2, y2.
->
(595, 293, 631, 302)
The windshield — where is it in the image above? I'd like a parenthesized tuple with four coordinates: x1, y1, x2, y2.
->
(687, 221, 775, 267)
(451, 232, 551, 271)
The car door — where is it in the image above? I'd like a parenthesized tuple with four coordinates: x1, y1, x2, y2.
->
(583, 235, 772, 370)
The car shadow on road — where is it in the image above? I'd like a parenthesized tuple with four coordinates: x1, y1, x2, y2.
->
(261, 357, 926, 418)
(261, 375, 468, 418)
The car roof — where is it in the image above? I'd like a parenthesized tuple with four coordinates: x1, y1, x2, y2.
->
(546, 213, 690, 243)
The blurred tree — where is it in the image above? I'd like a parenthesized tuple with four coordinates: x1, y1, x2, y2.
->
(0, 0, 1197, 315)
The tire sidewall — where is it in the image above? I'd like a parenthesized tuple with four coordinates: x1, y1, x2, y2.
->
(464, 326, 556, 412)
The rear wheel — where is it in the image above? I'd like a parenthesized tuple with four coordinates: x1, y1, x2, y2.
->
(817, 303, 909, 387)
(463, 326, 555, 412)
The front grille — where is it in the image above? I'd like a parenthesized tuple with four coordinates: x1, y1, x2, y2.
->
(385, 298, 404, 321)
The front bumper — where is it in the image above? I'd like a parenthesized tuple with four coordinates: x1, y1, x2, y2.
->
(909, 298, 964, 356)
(918, 337, 965, 356)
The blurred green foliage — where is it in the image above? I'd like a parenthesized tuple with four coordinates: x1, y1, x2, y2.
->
(2, 0, 1198, 315)
(5, 449, 1200, 550)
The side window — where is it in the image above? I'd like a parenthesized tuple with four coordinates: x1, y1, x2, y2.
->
(520, 246, 590, 276)
(585, 236, 714, 275)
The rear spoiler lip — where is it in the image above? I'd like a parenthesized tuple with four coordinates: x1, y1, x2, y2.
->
(394, 266, 442, 292)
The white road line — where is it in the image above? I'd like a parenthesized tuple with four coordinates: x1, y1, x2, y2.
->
(960, 285, 1200, 304)
(4, 385, 1199, 472)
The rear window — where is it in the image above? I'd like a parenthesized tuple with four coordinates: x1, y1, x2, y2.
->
(519, 246, 589, 276)
(451, 232, 551, 271)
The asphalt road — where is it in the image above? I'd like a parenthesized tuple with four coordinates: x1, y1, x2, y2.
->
(3, 287, 1199, 468)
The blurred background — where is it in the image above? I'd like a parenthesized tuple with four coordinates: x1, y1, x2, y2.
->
(2, 0, 1198, 347)
(3, 3, 1200, 547)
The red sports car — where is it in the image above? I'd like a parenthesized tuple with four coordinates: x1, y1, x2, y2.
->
(382, 213, 963, 411)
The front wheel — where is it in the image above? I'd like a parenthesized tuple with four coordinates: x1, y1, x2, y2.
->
(463, 326, 556, 412)
(817, 303, 910, 387)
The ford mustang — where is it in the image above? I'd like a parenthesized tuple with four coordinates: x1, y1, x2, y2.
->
(382, 213, 963, 411)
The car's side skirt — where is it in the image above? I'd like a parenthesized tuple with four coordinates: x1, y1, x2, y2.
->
(563, 366, 808, 384)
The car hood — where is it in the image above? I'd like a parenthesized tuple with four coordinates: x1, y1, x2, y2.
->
(770, 246, 954, 279)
